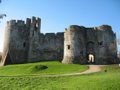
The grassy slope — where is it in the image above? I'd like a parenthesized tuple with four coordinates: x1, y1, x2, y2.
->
(0, 62, 120, 90)
(0, 61, 87, 76)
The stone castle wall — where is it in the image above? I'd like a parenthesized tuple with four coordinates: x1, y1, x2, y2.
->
(1, 17, 64, 65)
(62, 25, 87, 64)
(28, 32, 64, 62)
(62, 25, 118, 64)
(2, 20, 30, 65)
(1, 17, 118, 65)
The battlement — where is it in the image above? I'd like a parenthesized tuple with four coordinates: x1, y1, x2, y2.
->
(2, 17, 117, 65)
(31, 17, 41, 30)
(56, 32, 64, 36)
(26, 18, 31, 27)
(69, 25, 85, 30)
(17, 20, 25, 26)
(39, 32, 64, 38)
(96, 25, 112, 31)
(6, 17, 41, 30)
(45, 33, 56, 37)
(65, 25, 113, 32)
(31, 17, 41, 23)
(7, 20, 25, 26)
(7, 20, 16, 26)
(65, 25, 85, 32)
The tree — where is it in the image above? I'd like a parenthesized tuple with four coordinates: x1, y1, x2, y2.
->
(0, 0, 6, 21)
(0, 14, 6, 19)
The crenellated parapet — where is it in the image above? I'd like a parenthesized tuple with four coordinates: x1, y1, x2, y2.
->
(7, 20, 25, 27)
(2, 17, 41, 65)
(31, 17, 41, 32)
(96, 25, 112, 31)
(1, 17, 118, 65)
(6, 16, 41, 32)
(39, 32, 64, 38)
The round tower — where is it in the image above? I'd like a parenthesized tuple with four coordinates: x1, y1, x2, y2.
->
(1, 18, 33, 65)
(1, 20, 16, 65)
(62, 25, 87, 64)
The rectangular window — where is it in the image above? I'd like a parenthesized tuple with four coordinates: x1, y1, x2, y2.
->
(98, 41, 103, 46)
(67, 45, 70, 50)
(23, 42, 26, 47)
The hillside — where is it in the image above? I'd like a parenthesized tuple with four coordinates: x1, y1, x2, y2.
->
(0, 61, 120, 90)
(0, 61, 87, 76)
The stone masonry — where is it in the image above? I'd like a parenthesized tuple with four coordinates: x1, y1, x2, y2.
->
(1, 17, 118, 65)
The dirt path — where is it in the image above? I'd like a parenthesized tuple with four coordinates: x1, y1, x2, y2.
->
(80, 65, 102, 74)
(43, 65, 102, 77)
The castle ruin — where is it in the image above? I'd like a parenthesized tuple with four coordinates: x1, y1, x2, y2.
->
(1, 17, 118, 65)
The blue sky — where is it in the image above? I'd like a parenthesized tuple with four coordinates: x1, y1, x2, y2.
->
(0, 0, 120, 52)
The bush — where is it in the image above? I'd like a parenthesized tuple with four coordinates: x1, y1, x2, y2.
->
(35, 65, 48, 70)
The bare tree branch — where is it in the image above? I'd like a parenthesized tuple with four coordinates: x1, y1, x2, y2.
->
(0, 14, 6, 19)
(0, 0, 7, 22)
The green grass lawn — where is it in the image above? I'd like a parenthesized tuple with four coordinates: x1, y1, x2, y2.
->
(0, 61, 120, 90)
(0, 61, 87, 76)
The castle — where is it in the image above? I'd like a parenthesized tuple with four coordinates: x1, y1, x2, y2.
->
(1, 17, 118, 65)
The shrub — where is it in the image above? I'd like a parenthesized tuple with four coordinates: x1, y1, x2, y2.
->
(35, 65, 48, 70)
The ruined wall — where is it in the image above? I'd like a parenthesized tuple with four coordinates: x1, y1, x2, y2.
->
(1, 17, 117, 65)
(27, 17, 41, 62)
(95, 25, 117, 64)
(28, 32, 64, 62)
(86, 27, 97, 63)
(1, 17, 64, 65)
(2, 19, 30, 65)
(62, 25, 87, 64)
(27, 17, 64, 62)
(62, 25, 117, 65)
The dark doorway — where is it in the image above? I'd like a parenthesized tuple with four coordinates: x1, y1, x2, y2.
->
(86, 41, 95, 64)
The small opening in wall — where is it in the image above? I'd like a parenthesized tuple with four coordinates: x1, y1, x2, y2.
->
(34, 23, 38, 30)
(23, 42, 26, 47)
(36, 23, 39, 28)
(67, 45, 70, 50)
(98, 41, 103, 46)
